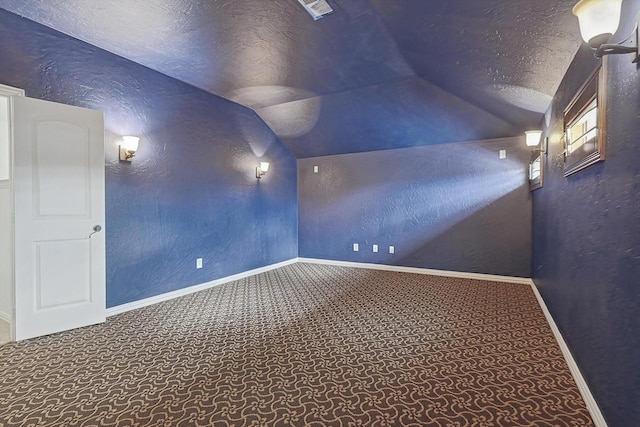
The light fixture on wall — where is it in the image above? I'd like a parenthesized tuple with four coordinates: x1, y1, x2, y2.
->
(525, 130, 543, 147)
(119, 136, 140, 162)
(573, 0, 638, 62)
(256, 161, 270, 179)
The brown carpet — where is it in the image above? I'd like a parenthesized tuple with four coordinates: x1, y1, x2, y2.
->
(0, 263, 594, 426)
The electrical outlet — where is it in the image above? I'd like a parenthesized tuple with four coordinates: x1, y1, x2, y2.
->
(196, 258, 203, 269)
(313, 165, 319, 173)
(373, 244, 378, 253)
(499, 149, 507, 159)
(353, 243, 359, 252)
(389, 246, 395, 254)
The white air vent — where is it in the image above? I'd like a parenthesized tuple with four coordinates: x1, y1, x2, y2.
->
(298, 0, 334, 20)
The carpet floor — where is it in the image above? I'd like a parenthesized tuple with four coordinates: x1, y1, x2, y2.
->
(0, 263, 594, 426)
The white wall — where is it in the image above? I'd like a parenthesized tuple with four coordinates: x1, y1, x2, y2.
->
(0, 95, 11, 321)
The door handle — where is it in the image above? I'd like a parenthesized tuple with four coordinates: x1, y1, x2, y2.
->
(88, 225, 102, 239)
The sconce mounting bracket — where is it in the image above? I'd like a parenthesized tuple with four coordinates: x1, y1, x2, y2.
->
(119, 146, 135, 162)
(595, 23, 639, 63)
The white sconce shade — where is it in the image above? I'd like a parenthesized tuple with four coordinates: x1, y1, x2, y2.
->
(525, 130, 543, 147)
(573, 0, 623, 48)
(122, 136, 139, 152)
(120, 136, 140, 162)
(256, 161, 270, 179)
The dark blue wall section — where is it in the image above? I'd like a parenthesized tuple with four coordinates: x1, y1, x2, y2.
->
(263, 76, 517, 158)
(0, 9, 298, 307)
(533, 41, 640, 426)
(299, 137, 532, 277)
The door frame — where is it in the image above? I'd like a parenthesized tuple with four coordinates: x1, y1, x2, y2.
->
(0, 83, 25, 342)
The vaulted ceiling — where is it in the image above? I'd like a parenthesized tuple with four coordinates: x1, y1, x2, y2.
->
(0, 0, 584, 157)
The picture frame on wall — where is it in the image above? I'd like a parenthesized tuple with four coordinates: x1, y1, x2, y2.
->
(529, 150, 543, 191)
(563, 60, 607, 177)
(540, 136, 549, 155)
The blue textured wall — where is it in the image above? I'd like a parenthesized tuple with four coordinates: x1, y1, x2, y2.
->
(532, 44, 640, 427)
(0, 10, 298, 307)
(299, 138, 532, 277)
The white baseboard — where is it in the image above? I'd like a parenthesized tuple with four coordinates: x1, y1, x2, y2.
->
(529, 281, 607, 427)
(106, 258, 298, 317)
(298, 258, 532, 285)
(107, 258, 531, 317)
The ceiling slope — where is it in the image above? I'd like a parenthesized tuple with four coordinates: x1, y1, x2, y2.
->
(370, 0, 582, 127)
(0, 0, 583, 157)
(258, 76, 517, 158)
(0, 0, 413, 106)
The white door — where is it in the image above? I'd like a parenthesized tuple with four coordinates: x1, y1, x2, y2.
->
(13, 97, 105, 341)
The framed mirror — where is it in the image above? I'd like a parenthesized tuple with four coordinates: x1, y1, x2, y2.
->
(563, 60, 607, 177)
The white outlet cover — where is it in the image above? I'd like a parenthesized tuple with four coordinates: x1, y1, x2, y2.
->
(313, 165, 319, 173)
(196, 258, 203, 269)
(353, 243, 359, 252)
(373, 244, 378, 253)
(499, 149, 507, 159)
(389, 246, 395, 254)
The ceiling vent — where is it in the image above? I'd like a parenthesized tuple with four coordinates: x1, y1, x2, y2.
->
(298, 0, 334, 20)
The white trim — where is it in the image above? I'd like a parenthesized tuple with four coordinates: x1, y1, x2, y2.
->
(529, 280, 607, 427)
(0, 84, 25, 97)
(0, 83, 23, 343)
(106, 258, 298, 317)
(106, 258, 532, 317)
(297, 258, 532, 285)
(0, 179, 10, 310)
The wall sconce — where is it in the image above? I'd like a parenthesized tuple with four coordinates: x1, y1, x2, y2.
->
(119, 136, 140, 162)
(256, 161, 270, 179)
(573, 0, 638, 61)
(525, 130, 543, 147)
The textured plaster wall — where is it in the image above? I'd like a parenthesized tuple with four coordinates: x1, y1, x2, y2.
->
(299, 138, 532, 277)
(532, 45, 640, 426)
(0, 10, 298, 308)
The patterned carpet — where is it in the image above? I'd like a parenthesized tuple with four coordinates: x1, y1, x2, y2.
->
(0, 263, 593, 426)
